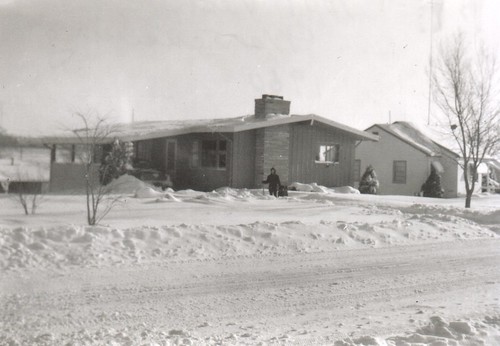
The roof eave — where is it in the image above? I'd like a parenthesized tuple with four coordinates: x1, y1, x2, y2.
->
(231, 115, 379, 141)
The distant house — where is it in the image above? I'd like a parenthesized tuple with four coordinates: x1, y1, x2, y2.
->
(355, 121, 493, 198)
(0, 146, 50, 194)
(44, 95, 377, 192)
(482, 158, 500, 193)
(0, 130, 50, 194)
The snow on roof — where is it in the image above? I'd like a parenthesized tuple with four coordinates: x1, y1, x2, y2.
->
(409, 122, 461, 154)
(485, 158, 500, 172)
(372, 122, 459, 157)
(41, 114, 378, 143)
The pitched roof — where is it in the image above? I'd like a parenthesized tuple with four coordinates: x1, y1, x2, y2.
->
(42, 114, 378, 143)
(367, 122, 459, 158)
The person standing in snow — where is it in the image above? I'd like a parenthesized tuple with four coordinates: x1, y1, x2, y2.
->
(262, 167, 281, 197)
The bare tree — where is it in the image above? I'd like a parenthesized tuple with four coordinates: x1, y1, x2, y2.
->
(7, 160, 46, 215)
(433, 35, 500, 208)
(73, 112, 121, 225)
(12, 182, 44, 215)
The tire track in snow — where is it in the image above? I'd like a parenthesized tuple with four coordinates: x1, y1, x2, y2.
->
(1, 239, 499, 342)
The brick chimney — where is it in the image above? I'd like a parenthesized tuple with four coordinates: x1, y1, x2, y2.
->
(254, 94, 290, 119)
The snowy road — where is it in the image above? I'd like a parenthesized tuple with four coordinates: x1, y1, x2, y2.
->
(2, 239, 499, 345)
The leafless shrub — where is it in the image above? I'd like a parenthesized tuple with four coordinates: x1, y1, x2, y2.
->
(73, 111, 122, 225)
(9, 170, 45, 215)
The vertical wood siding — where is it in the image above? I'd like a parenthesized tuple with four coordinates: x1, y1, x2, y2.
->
(150, 138, 166, 171)
(254, 129, 265, 187)
(231, 130, 256, 188)
(289, 122, 356, 187)
(49, 162, 100, 192)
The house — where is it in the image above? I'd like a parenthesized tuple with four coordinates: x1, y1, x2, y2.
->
(355, 121, 491, 198)
(44, 95, 378, 192)
(481, 158, 500, 193)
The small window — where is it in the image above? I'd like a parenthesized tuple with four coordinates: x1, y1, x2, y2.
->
(393, 160, 407, 184)
(353, 159, 361, 182)
(316, 144, 340, 164)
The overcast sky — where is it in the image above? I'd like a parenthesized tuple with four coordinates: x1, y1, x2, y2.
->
(0, 0, 499, 136)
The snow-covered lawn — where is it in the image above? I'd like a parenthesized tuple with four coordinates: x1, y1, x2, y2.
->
(1, 180, 499, 345)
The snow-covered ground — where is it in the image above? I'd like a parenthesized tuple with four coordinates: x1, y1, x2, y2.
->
(1, 177, 499, 345)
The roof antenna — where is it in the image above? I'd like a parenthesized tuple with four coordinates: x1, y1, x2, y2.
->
(388, 110, 392, 124)
(131, 108, 135, 123)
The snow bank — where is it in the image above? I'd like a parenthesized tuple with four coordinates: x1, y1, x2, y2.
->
(3, 312, 498, 345)
(107, 174, 149, 194)
(206, 187, 273, 201)
(153, 193, 182, 203)
(331, 186, 360, 194)
(1, 187, 498, 271)
(289, 182, 360, 194)
(400, 204, 500, 231)
(1, 208, 497, 271)
(1, 325, 198, 346)
(134, 186, 165, 198)
(106, 174, 178, 198)
(335, 315, 500, 346)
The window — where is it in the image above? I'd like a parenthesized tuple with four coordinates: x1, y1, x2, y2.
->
(393, 160, 407, 184)
(55, 144, 73, 163)
(166, 140, 176, 171)
(316, 144, 340, 164)
(191, 141, 200, 167)
(136, 141, 152, 162)
(200, 139, 227, 169)
(73, 144, 93, 164)
(353, 159, 361, 182)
